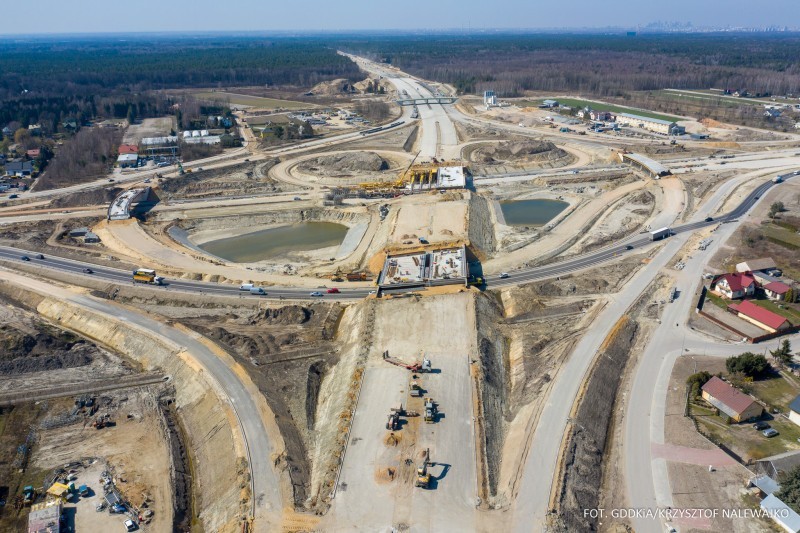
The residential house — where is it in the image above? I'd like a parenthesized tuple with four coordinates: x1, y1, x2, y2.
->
(540, 99, 559, 108)
(712, 272, 757, 299)
(728, 300, 791, 333)
(737, 257, 777, 273)
(701, 376, 763, 422)
(118, 144, 138, 155)
(1, 125, 13, 137)
(789, 396, 800, 428)
(62, 119, 78, 131)
(764, 281, 792, 301)
(5, 161, 33, 177)
(757, 450, 800, 481)
(765, 108, 782, 118)
(27, 123, 42, 135)
(26, 148, 40, 159)
(590, 110, 614, 122)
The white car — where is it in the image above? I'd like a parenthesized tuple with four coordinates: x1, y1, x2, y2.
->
(499, 272, 510, 279)
(310, 291, 323, 297)
(124, 519, 137, 531)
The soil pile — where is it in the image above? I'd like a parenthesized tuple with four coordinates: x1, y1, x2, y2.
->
(0, 323, 96, 374)
(471, 140, 570, 165)
(297, 152, 389, 176)
(309, 79, 357, 96)
(51, 187, 123, 208)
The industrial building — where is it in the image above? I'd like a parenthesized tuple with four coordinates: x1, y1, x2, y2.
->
(139, 136, 179, 158)
(117, 153, 139, 168)
(483, 90, 497, 107)
(617, 113, 685, 135)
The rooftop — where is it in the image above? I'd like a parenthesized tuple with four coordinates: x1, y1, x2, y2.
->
(760, 494, 800, 532)
(618, 112, 676, 126)
(117, 153, 138, 163)
(764, 281, 791, 295)
(436, 166, 466, 189)
(736, 257, 777, 272)
(701, 376, 759, 415)
(729, 300, 790, 330)
(715, 271, 756, 292)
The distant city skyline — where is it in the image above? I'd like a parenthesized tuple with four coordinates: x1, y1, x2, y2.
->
(2, 0, 799, 35)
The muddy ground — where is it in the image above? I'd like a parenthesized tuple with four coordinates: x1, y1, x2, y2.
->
(178, 302, 344, 509)
(49, 187, 123, 208)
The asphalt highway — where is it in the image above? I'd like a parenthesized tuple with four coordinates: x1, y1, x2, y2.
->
(0, 174, 779, 301)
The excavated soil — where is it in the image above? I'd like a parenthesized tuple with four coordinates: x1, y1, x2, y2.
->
(296, 152, 390, 177)
(180, 302, 344, 509)
(50, 187, 124, 208)
(159, 160, 283, 200)
(468, 140, 574, 167)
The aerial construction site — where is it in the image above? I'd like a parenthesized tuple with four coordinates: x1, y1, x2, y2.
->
(2, 34, 800, 533)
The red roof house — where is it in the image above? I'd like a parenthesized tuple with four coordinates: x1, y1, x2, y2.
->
(713, 272, 757, 299)
(729, 300, 791, 333)
(118, 144, 138, 155)
(26, 148, 40, 158)
(763, 281, 792, 301)
(701, 376, 763, 422)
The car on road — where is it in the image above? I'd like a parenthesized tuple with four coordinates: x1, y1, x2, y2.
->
(293, 197, 302, 201)
(327, 288, 340, 294)
(143, 178, 151, 183)
(499, 272, 510, 279)
(124, 519, 137, 531)
(20, 255, 30, 261)
(753, 421, 770, 430)
(8, 194, 18, 199)
(244, 158, 250, 162)
(36, 254, 44, 259)
(704, 217, 713, 222)
(763, 428, 779, 438)
(108, 178, 115, 182)
(83, 268, 94, 274)
(249, 287, 267, 295)
(310, 291, 324, 297)
(625, 245, 634, 250)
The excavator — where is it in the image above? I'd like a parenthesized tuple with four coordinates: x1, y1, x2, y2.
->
(416, 448, 433, 489)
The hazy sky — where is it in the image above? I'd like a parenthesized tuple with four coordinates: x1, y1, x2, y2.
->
(3, 0, 799, 35)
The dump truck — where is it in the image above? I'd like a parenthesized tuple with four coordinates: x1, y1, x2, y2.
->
(346, 272, 368, 282)
(133, 268, 164, 285)
(416, 449, 432, 488)
(386, 411, 400, 431)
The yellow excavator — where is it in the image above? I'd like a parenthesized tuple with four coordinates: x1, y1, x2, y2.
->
(416, 448, 433, 489)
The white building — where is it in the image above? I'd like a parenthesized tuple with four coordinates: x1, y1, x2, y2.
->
(483, 90, 497, 107)
(617, 113, 685, 135)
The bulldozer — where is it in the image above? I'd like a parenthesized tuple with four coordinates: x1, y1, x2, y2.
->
(415, 449, 433, 489)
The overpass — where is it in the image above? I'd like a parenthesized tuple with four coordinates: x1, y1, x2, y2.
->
(619, 152, 671, 178)
(395, 96, 458, 106)
(108, 187, 151, 220)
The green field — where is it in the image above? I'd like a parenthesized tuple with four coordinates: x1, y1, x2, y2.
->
(519, 98, 682, 122)
(193, 91, 311, 110)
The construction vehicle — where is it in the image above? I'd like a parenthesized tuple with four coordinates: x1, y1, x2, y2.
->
(467, 275, 484, 287)
(382, 351, 432, 373)
(415, 449, 433, 489)
(330, 268, 344, 282)
(410, 380, 423, 397)
(133, 268, 164, 285)
(424, 399, 437, 423)
(22, 486, 35, 504)
(346, 271, 368, 282)
(386, 411, 400, 431)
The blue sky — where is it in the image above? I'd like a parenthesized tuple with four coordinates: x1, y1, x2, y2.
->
(3, 0, 799, 34)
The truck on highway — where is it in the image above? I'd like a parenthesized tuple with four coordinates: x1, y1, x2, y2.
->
(649, 227, 671, 241)
(133, 268, 164, 285)
(773, 175, 783, 183)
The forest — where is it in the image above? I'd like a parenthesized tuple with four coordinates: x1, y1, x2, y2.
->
(334, 33, 800, 97)
(0, 36, 359, 132)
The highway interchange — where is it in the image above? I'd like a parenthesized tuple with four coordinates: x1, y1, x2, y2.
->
(3, 54, 800, 533)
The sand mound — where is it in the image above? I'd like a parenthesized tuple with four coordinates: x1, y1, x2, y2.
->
(309, 78, 356, 96)
(297, 152, 390, 176)
(699, 117, 735, 130)
(471, 140, 571, 165)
